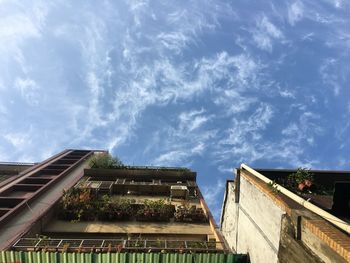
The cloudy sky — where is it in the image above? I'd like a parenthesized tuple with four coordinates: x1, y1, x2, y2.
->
(1, 0, 350, 221)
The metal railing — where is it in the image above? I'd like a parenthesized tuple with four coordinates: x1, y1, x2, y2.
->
(77, 179, 197, 190)
(13, 238, 226, 252)
(0, 162, 36, 166)
(113, 179, 196, 186)
(107, 165, 191, 171)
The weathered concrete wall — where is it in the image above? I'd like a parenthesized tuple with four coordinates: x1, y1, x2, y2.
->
(236, 209, 279, 262)
(221, 168, 350, 263)
(278, 215, 323, 263)
(222, 174, 285, 263)
(221, 181, 238, 251)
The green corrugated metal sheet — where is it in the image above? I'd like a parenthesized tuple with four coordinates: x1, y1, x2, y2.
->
(0, 252, 247, 263)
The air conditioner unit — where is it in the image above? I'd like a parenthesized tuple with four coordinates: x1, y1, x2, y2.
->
(89, 181, 102, 189)
(171, 185, 189, 199)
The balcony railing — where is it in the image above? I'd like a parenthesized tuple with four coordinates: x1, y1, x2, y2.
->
(75, 179, 198, 197)
(13, 238, 226, 253)
(76, 179, 196, 188)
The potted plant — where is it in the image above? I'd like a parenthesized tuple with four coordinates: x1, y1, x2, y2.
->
(58, 188, 98, 221)
(288, 168, 314, 192)
(136, 199, 175, 222)
(98, 196, 134, 221)
(174, 205, 207, 223)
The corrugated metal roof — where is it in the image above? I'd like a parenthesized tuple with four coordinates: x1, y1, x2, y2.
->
(0, 251, 247, 263)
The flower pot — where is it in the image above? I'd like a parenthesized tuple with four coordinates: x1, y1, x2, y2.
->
(304, 179, 313, 187)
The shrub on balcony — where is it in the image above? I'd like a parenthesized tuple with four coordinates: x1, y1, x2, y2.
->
(58, 190, 177, 222)
(136, 199, 175, 222)
(187, 241, 208, 249)
(98, 196, 134, 221)
(174, 205, 208, 223)
(58, 188, 98, 221)
(89, 153, 124, 169)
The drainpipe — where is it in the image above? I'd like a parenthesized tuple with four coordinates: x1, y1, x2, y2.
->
(241, 163, 350, 234)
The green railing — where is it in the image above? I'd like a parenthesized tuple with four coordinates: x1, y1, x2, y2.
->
(0, 251, 247, 263)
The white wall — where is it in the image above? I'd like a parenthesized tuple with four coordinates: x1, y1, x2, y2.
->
(221, 173, 285, 263)
(221, 181, 238, 251)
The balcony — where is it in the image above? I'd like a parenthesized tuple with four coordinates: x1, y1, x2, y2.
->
(75, 178, 197, 197)
(13, 238, 227, 253)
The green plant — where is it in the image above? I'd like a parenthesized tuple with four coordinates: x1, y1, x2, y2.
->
(147, 240, 164, 248)
(174, 204, 208, 223)
(59, 190, 139, 222)
(127, 236, 144, 248)
(58, 188, 98, 221)
(187, 241, 207, 249)
(267, 180, 280, 194)
(136, 199, 175, 222)
(98, 198, 134, 221)
(288, 168, 314, 191)
(89, 153, 124, 169)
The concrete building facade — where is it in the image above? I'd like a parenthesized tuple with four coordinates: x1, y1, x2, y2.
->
(0, 162, 34, 187)
(221, 164, 350, 263)
(0, 149, 238, 260)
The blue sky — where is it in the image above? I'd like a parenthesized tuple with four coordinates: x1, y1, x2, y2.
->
(1, 0, 350, 221)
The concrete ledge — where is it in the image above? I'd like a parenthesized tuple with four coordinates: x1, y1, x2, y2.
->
(44, 220, 212, 235)
(279, 215, 322, 263)
(303, 219, 350, 262)
(85, 168, 196, 180)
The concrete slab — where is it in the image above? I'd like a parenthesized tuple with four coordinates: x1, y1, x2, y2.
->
(44, 220, 212, 235)
(112, 195, 201, 207)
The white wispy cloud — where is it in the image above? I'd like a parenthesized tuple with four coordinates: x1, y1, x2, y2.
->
(4, 132, 31, 148)
(150, 110, 220, 164)
(252, 15, 284, 52)
(1, 1, 349, 222)
(157, 31, 193, 54)
(14, 78, 41, 106)
(301, 32, 314, 41)
(282, 112, 322, 146)
(278, 88, 295, 98)
(151, 109, 214, 166)
(220, 103, 274, 146)
(104, 49, 263, 157)
(213, 89, 257, 115)
(0, 1, 50, 60)
(319, 58, 341, 96)
(332, 0, 344, 8)
(288, 1, 304, 26)
(0, 14, 40, 43)
(179, 109, 209, 132)
(153, 150, 189, 165)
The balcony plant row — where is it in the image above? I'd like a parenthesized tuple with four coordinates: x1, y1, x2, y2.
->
(57, 188, 207, 223)
(88, 153, 190, 172)
(174, 205, 208, 223)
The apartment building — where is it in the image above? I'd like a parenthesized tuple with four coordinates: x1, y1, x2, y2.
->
(0, 149, 246, 263)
